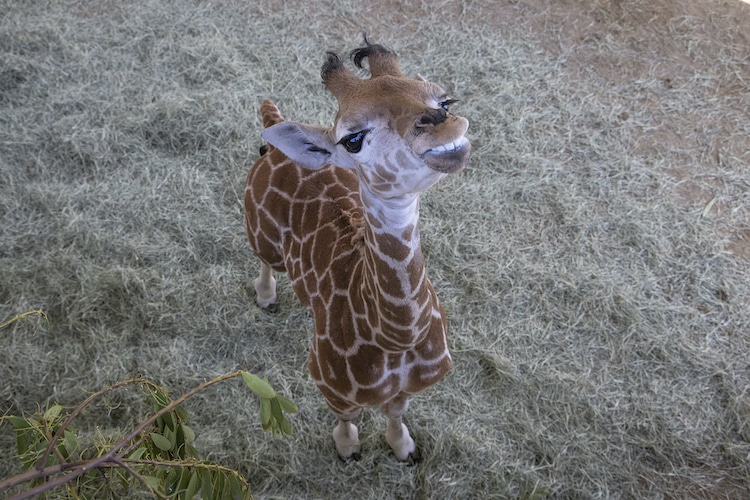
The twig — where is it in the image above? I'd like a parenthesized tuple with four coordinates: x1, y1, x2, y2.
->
(6, 371, 246, 500)
(0, 310, 48, 330)
(111, 457, 168, 500)
(37, 378, 156, 473)
(0, 461, 78, 493)
(120, 458, 251, 488)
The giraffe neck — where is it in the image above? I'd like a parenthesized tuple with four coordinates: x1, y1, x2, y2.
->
(357, 182, 436, 352)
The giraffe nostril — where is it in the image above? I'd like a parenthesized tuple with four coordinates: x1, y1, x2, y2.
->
(417, 115, 433, 127)
(416, 109, 448, 128)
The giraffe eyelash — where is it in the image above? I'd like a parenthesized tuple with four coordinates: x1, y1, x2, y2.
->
(339, 129, 370, 154)
(439, 99, 459, 111)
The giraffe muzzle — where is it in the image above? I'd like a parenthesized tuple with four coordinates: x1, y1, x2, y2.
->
(421, 136, 471, 173)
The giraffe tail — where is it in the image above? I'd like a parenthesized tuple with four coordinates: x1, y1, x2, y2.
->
(260, 99, 285, 128)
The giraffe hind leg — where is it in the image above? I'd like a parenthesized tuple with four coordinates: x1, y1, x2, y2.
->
(325, 397, 362, 461)
(254, 261, 278, 311)
(332, 419, 361, 462)
(382, 395, 420, 465)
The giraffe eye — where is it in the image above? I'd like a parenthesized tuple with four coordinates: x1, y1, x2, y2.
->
(339, 130, 368, 154)
(439, 99, 458, 111)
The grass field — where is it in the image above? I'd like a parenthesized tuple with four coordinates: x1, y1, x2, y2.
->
(2, 0, 749, 498)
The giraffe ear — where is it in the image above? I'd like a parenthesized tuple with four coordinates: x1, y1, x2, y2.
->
(261, 122, 357, 170)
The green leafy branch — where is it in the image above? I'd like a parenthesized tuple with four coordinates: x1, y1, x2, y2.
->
(0, 370, 297, 499)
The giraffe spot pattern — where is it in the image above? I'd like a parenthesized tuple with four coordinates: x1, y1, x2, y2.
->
(245, 101, 453, 419)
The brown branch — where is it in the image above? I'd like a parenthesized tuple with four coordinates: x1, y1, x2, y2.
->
(5, 371, 246, 500)
(120, 458, 251, 488)
(41, 419, 69, 470)
(0, 461, 79, 493)
(37, 378, 156, 472)
(110, 457, 168, 500)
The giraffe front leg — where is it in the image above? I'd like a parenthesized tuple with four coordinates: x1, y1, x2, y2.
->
(253, 261, 278, 311)
(382, 395, 420, 465)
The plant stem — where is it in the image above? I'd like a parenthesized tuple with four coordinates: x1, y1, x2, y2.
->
(37, 378, 155, 472)
(111, 457, 167, 499)
(4, 371, 247, 500)
(0, 310, 47, 330)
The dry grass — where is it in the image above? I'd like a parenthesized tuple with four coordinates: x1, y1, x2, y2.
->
(2, 0, 750, 498)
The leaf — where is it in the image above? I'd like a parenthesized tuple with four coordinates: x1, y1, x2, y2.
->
(115, 466, 131, 490)
(175, 404, 190, 421)
(165, 411, 178, 431)
(142, 475, 161, 490)
(150, 432, 172, 451)
(180, 424, 196, 444)
(213, 471, 225, 500)
(276, 394, 298, 413)
(164, 427, 177, 450)
(185, 442, 200, 459)
(185, 470, 201, 499)
(7, 415, 32, 431)
(270, 398, 284, 430)
(227, 473, 243, 499)
(43, 404, 63, 423)
(128, 446, 147, 460)
(157, 411, 177, 432)
(61, 429, 79, 458)
(174, 427, 186, 459)
(199, 469, 213, 500)
(280, 417, 292, 436)
(165, 466, 181, 495)
(177, 468, 191, 496)
(8, 417, 38, 466)
(241, 372, 276, 399)
(15, 431, 30, 457)
(151, 388, 171, 411)
(259, 398, 272, 429)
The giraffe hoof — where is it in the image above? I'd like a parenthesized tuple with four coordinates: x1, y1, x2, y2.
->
(338, 451, 361, 463)
(256, 300, 279, 313)
(402, 447, 421, 466)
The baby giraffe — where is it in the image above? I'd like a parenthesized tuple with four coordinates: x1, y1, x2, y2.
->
(244, 39, 471, 463)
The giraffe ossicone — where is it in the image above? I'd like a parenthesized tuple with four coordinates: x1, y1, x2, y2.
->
(244, 38, 471, 463)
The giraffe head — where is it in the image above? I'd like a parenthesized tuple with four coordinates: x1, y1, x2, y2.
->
(261, 39, 471, 199)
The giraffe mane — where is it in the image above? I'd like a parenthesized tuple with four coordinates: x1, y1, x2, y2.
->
(321, 51, 345, 81)
(351, 36, 402, 78)
(350, 38, 396, 70)
(321, 36, 402, 87)
(341, 208, 366, 247)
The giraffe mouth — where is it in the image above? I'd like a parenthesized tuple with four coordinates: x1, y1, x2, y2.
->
(421, 136, 471, 173)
